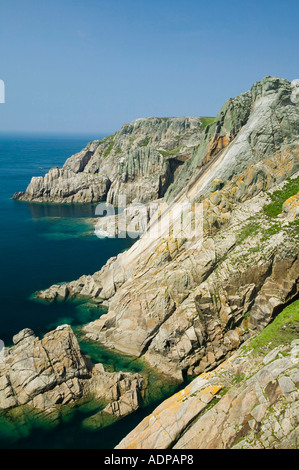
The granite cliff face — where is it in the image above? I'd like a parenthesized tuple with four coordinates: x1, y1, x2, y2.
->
(13, 117, 203, 205)
(166, 76, 299, 201)
(10, 76, 299, 447)
(116, 301, 299, 449)
(37, 77, 299, 382)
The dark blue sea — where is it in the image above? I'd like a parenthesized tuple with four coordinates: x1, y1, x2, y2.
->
(0, 134, 179, 448)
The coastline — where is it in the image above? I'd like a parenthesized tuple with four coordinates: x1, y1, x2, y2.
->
(2, 76, 299, 449)
(1, 189, 182, 448)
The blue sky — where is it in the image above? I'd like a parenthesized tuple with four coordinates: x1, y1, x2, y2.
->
(0, 0, 298, 134)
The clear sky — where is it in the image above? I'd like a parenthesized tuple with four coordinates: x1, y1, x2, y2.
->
(0, 0, 298, 135)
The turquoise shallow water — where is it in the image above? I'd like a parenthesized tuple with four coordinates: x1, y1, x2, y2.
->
(0, 134, 135, 344)
(0, 134, 181, 448)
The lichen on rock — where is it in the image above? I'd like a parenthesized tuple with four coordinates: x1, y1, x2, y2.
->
(0, 325, 145, 428)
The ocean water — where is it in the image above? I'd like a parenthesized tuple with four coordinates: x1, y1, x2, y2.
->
(0, 134, 180, 449)
(0, 133, 134, 344)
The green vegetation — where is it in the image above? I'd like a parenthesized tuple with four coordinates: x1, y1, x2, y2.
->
(233, 373, 246, 384)
(263, 176, 299, 217)
(115, 147, 122, 154)
(138, 136, 150, 147)
(100, 133, 116, 144)
(104, 141, 114, 158)
(244, 300, 299, 354)
(289, 219, 299, 235)
(248, 245, 260, 254)
(210, 292, 220, 309)
(260, 222, 282, 241)
(236, 221, 260, 244)
(100, 135, 111, 143)
(158, 146, 182, 157)
(200, 116, 216, 130)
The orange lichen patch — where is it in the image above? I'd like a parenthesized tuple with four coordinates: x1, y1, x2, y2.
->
(243, 166, 255, 186)
(152, 385, 220, 418)
(283, 192, 299, 220)
(215, 136, 230, 153)
(167, 238, 180, 258)
(221, 135, 230, 147)
(284, 193, 299, 206)
(165, 388, 188, 402)
(203, 370, 216, 380)
(229, 186, 238, 196)
(203, 199, 211, 208)
(197, 147, 299, 236)
(197, 384, 223, 402)
(265, 148, 299, 178)
(205, 135, 231, 163)
(210, 191, 221, 205)
(123, 442, 138, 449)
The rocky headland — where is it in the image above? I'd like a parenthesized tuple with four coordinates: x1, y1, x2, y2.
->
(11, 76, 299, 447)
(13, 117, 203, 205)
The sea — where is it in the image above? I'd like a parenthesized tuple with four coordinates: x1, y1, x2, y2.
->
(0, 134, 180, 449)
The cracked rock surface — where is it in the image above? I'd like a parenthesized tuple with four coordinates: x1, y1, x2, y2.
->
(0, 325, 144, 422)
(116, 321, 299, 449)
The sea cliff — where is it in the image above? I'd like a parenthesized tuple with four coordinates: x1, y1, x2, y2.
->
(11, 76, 299, 447)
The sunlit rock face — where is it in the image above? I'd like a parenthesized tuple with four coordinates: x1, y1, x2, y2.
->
(116, 323, 299, 449)
(0, 325, 144, 421)
(8, 76, 299, 448)
(13, 117, 203, 205)
(36, 77, 299, 381)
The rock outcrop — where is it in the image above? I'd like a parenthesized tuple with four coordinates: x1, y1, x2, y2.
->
(116, 301, 299, 449)
(94, 199, 162, 238)
(0, 325, 144, 421)
(11, 76, 299, 448)
(13, 117, 204, 205)
(165, 76, 299, 201)
(36, 77, 299, 382)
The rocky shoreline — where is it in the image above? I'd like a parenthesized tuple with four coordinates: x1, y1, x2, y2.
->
(10, 76, 299, 448)
(30, 77, 299, 381)
(0, 325, 145, 424)
(117, 301, 299, 449)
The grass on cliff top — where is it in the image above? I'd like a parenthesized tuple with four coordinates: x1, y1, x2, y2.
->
(200, 116, 215, 130)
(245, 300, 299, 354)
(263, 175, 299, 217)
(104, 141, 114, 158)
(158, 145, 182, 157)
(138, 136, 150, 147)
(100, 133, 116, 144)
